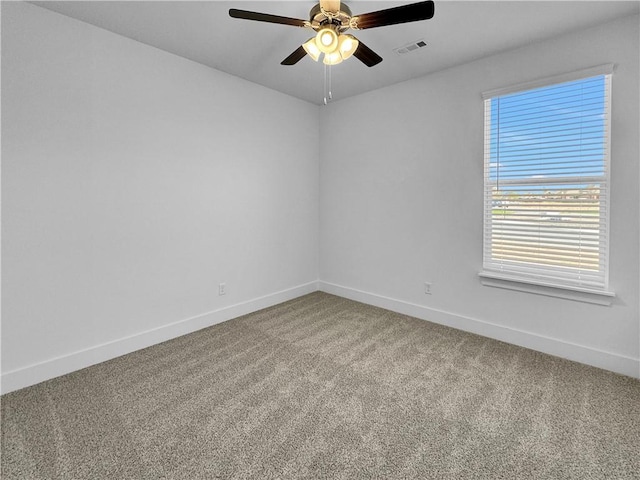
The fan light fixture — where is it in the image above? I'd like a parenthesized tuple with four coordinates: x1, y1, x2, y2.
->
(337, 34, 358, 60)
(323, 51, 343, 65)
(315, 26, 338, 53)
(305, 28, 359, 64)
(303, 37, 322, 61)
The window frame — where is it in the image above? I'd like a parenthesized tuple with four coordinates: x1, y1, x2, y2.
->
(479, 65, 615, 302)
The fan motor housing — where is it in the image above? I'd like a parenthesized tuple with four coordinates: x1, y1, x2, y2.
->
(309, 3, 353, 30)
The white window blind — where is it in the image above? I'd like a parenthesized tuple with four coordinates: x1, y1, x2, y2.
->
(482, 70, 611, 292)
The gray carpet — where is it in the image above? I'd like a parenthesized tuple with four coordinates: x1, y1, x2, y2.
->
(2, 292, 639, 479)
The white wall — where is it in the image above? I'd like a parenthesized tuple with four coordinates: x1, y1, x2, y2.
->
(320, 15, 640, 377)
(2, 3, 638, 394)
(1, 2, 319, 392)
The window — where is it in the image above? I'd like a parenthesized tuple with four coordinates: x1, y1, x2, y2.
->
(481, 66, 613, 295)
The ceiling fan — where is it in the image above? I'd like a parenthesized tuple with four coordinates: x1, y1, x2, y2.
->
(229, 0, 435, 67)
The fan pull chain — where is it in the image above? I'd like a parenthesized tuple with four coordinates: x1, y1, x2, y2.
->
(323, 64, 333, 105)
(323, 64, 327, 105)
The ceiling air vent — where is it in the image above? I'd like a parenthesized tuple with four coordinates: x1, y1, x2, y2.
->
(393, 39, 428, 56)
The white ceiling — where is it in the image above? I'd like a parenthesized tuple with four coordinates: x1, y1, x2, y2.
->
(31, 0, 640, 105)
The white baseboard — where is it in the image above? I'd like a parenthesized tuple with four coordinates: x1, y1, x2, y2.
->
(4, 279, 637, 395)
(319, 281, 640, 379)
(1, 281, 319, 395)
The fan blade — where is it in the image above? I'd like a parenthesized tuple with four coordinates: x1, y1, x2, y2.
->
(229, 9, 307, 28)
(320, 0, 341, 13)
(352, 1, 435, 30)
(353, 41, 383, 67)
(281, 46, 308, 65)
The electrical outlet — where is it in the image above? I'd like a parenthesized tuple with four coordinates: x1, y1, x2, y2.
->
(219, 282, 226, 296)
(424, 282, 432, 295)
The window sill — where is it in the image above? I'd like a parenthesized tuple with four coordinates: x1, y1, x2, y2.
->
(478, 271, 615, 306)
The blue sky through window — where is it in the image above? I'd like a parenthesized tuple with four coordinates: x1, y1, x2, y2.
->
(489, 75, 606, 192)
